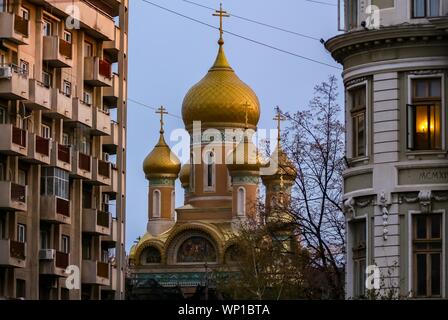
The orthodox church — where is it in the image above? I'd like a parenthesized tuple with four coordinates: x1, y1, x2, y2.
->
(128, 6, 296, 297)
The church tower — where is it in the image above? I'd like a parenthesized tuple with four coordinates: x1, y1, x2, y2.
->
(142, 107, 181, 236)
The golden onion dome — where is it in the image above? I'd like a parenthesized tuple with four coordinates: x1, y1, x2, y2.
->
(182, 43, 260, 130)
(227, 135, 261, 173)
(261, 145, 297, 182)
(179, 163, 190, 188)
(143, 133, 181, 180)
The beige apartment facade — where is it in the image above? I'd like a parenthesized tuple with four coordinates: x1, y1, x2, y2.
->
(326, 0, 448, 298)
(0, 0, 128, 300)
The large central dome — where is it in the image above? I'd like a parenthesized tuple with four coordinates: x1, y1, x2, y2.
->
(182, 42, 260, 130)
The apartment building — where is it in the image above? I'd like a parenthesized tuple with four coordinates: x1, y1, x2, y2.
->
(326, 1, 447, 298)
(0, 0, 128, 300)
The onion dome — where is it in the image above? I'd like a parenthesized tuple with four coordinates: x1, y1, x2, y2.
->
(227, 135, 261, 173)
(179, 163, 190, 188)
(261, 145, 297, 182)
(143, 106, 181, 180)
(182, 38, 260, 130)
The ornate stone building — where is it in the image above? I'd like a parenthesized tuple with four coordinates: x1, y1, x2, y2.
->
(128, 7, 295, 297)
(326, 0, 448, 298)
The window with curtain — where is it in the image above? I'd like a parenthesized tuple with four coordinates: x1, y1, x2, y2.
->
(152, 190, 161, 218)
(407, 78, 442, 151)
(350, 85, 367, 158)
(412, 0, 440, 18)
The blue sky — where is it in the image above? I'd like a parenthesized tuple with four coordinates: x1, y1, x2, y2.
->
(126, 0, 342, 250)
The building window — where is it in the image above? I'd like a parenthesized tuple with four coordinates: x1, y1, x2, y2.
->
(350, 85, 367, 158)
(41, 124, 51, 139)
(84, 41, 92, 57)
(20, 7, 29, 21)
(41, 167, 70, 200)
(143, 247, 161, 264)
(16, 279, 26, 299)
(42, 19, 52, 36)
(204, 151, 215, 191)
(62, 133, 70, 146)
(83, 90, 92, 105)
(152, 190, 161, 218)
(82, 237, 91, 260)
(348, 0, 358, 29)
(63, 31, 72, 44)
(0, 107, 5, 124)
(19, 60, 28, 77)
(80, 136, 90, 155)
(412, 0, 440, 18)
(237, 187, 246, 216)
(413, 214, 442, 298)
(42, 71, 51, 88)
(63, 80, 71, 97)
(40, 229, 49, 249)
(189, 154, 195, 192)
(352, 220, 366, 297)
(18, 169, 26, 186)
(407, 78, 442, 151)
(17, 224, 26, 243)
(61, 235, 70, 254)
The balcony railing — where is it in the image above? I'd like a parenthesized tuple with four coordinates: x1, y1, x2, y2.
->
(13, 15, 28, 37)
(59, 38, 72, 59)
(35, 136, 50, 156)
(12, 127, 27, 148)
(11, 183, 26, 203)
(79, 152, 91, 172)
(55, 251, 69, 269)
(58, 145, 71, 164)
(98, 160, 111, 178)
(99, 59, 112, 78)
(56, 197, 70, 217)
(10, 241, 25, 260)
(97, 210, 110, 228)
(97, 261, 109, 278)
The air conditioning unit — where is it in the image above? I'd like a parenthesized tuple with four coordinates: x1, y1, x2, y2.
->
(0, 66, 12, 79)
(103, 152, 109, 162)
(39, 249, 56, 260)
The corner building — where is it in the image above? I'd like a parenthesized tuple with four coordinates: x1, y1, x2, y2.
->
(326, 0, 448, 298)
(0, 0, 128, 299)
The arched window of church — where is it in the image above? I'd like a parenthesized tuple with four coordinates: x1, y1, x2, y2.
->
(177, 236, 217, 263)
(237, 187, 246, 216)
(204, 151, 215, 191)
(152, 190, 161, 218)
(143, 246, 161, 264)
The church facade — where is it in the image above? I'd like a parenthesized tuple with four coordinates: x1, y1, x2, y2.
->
(128, 7, 295, 297)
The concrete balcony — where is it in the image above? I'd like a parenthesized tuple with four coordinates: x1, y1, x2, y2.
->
(103, 73, 119, 107)
(0, 181, 27, 212)
(45, 89, 72, 119)
(104, 26, 121, 63)
(40, 195, 71, 225)
(103, 265, 118, 292)
(71, 151, 92, 180)
(25, 79, 51, 110)
(0, 124, 28, 157)
(0, 239, 26, 268)
(43, 36, 73, 68)
(84, 57, 112, 87)
(0, 12, 29, 45)
(82, 208, 111, 236)
(81, 260, 110, 286)
(50, 142, 72, 172)
(69, 98, 93, 128)
(0, 65, 29, 100)
(26, 133, 51, 165)
(103, 165, 118, 198)
(92, 158, 112, 186)
(102, 217, 118, 247)
(93, 107, 111, 136)
(103, 121, 119, 154)
(39, 250, 69, 277)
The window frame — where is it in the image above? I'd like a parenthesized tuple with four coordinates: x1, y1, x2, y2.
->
(61, 235, 70, 254)
(411, 0, 441, 18)
(152, 189, 161, 218)
(347, 81, 369, 160)
(203, 151, 216, 192)
(407, 74, 445, 152)
(17, 224, 26, 243)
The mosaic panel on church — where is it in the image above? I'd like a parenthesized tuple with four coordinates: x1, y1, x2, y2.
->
(177, 236, 217, 263)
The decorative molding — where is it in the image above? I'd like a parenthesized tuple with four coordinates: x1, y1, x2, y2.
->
(378, 191, 390, 241)
(149, 178, 175, 186)
(418, 190, 432, 214)
(233, 175, 260, 185)
(346, 76, 369, 88)
(343, 197, 355, 219)
(408, 69, 445, 76)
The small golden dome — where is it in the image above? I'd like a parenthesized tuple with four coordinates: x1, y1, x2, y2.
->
(262, 145, 297, 182)
(182, 44, 260, 130)
(227, 135, 261, 172)
(143, 133, 181, 180)
(179, 163, 190, 188)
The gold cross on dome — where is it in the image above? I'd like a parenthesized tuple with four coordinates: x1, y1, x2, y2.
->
(156, 106, 168, 134)
(273, 106, 286, 143)
(212, 3, 230, 44)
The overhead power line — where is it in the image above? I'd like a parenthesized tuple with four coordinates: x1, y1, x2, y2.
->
(182, 0, 322, 42)
(127, 98, 183, 120)
(139, 0, 341, 70)
(304, 0, 338, 7)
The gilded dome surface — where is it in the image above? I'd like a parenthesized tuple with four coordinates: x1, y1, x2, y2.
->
(143, 134, 181, 179)
(182, 44, 260, 129)
(179, 163, 190, 187)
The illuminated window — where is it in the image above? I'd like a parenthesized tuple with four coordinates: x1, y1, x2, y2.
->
(350, 85, 366, 158)
(407, 78, 442, 151)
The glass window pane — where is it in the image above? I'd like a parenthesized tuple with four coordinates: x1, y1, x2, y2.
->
(415, 106, 429, 150)
(413, 0, 426, 17)
(429, 0, 440, 16)
(416, 254, 427, 296)
(414, 80, 426, 97)
(357, 114, 365, 156)
(431, 215, 441, 239)
(431, 254, 441, 296)
(430, 104, 441, 150)
(429, 79, 441, 97)
(416, 216, 427, 239)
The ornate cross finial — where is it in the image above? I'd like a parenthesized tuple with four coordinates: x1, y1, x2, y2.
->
(242, 101, 251, 130)
(273, 106, 286, 144)
(212, 3, 230, 46)
(156, 106, 168, 134)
